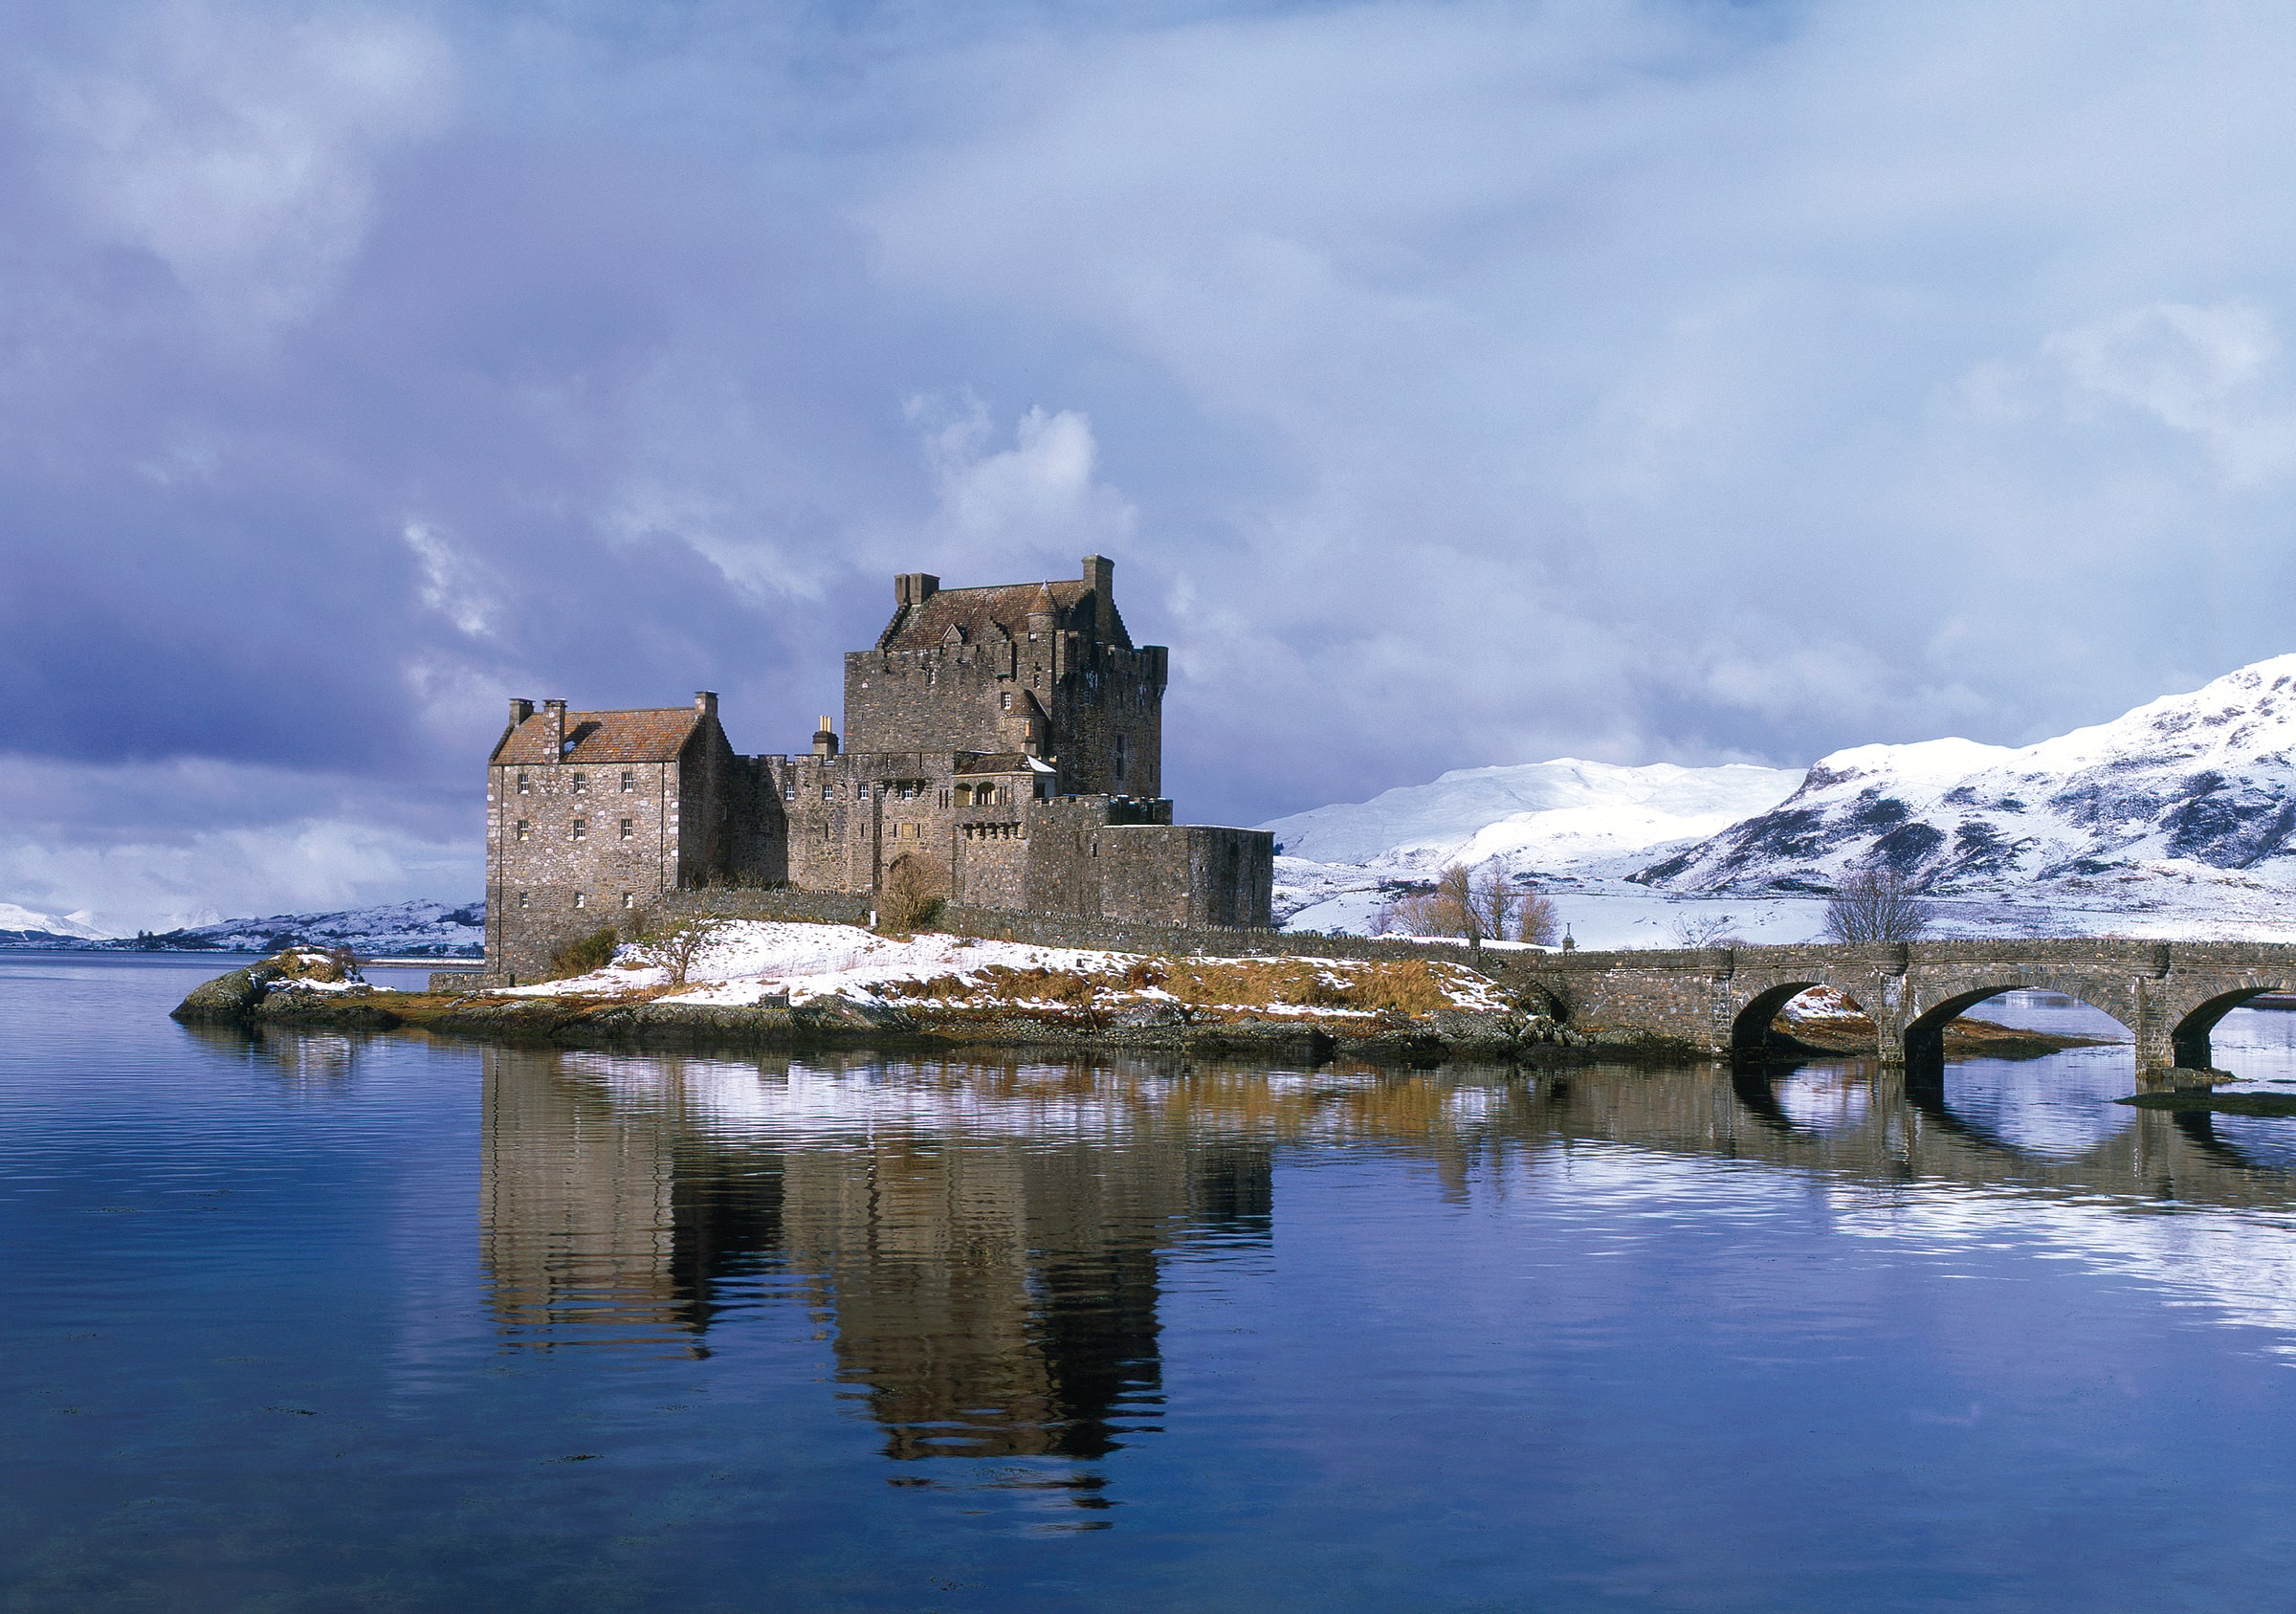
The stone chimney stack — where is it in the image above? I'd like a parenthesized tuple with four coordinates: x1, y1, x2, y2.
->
(812, 716, 839, 759)
(541, 698, 566, 759)
(1082, 554, 1115, 641)
(695, 691, 718, 719)
(894, 572, 940, 609)
(509, 697, 534, 728)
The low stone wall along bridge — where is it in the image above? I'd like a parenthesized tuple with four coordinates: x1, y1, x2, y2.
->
(1497, 940, 2296, 1077)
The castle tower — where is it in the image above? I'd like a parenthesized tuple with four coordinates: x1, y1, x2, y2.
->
(843, 555, 1166, 798)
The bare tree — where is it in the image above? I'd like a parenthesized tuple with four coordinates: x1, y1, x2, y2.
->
(1669, 912, 1744, 948)
(1822, 868, 1932, 942)
(877, 854, 943, 935)
(639, 916, 721, 986)
(1518, 889, 1560, 946)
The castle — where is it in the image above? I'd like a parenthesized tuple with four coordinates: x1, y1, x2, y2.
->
(483, 555, 1274, 979)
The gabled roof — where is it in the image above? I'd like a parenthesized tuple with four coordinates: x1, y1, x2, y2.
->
(491, 708, 709, 766)
(877, 579, 1130, 652)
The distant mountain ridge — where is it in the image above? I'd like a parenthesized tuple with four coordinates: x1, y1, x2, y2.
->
(0, 899, 484, 958)
(1637, 655, 2296, 904)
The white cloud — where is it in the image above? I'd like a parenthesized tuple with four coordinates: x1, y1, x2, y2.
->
(403, 520, 495, 636)
(910, 395, 1137, 566)
(34, 0, 453, 333)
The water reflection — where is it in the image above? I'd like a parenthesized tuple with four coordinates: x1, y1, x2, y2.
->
(480, 1050, 1274, 1462)
(476, 1043, 2296, 1474)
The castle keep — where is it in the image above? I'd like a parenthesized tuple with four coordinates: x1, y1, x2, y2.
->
(484, 556, 1274, 979)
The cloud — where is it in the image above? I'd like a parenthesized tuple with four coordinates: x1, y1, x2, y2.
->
(33, 1, 453, 335)
(11, 0, 2296, 916)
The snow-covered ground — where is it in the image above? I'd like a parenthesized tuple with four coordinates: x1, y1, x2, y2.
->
(0, 898, 487, 956)
(0, 902, 112, 942)
(500, 919, 1511, 1016)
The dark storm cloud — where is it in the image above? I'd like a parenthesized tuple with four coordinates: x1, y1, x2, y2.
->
(6, 0, 2296, 928)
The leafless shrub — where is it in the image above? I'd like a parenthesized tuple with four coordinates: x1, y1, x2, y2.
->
(1517, 890, 1560, 945)
(1822, 867, 1932, 942)
(1381, 863, 1539, 943)
(639, 916, 721, 986)
(1669, 912, 1744, 948)
(877, 854, 944, 935)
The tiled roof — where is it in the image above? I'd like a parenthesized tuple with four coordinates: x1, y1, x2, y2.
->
(956, 752, 1041, 775)
(491, 708, 707, 765)
(877, 579, 1130, 652)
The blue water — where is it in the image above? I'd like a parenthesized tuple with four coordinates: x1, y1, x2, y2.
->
(11, 956, 2296, 1610)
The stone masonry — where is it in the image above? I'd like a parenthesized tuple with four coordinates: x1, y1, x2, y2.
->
(1492, 938, 2296, 1078)
(485, 556, 1274, 981)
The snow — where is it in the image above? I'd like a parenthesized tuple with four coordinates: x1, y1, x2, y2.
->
(1266, 654, 2296, 945)
(0, 903, 112, 940)
(0, 898, 487, 955)
(497, 918, 1507, 1014)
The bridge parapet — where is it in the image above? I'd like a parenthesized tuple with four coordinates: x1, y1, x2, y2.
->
(1485, 938, 2296, 1074)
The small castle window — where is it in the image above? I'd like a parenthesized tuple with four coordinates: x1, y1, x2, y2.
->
(620, 770, 634, 791)
(516, 772, 530, 794)
(1000, 691, 1012, 712)
(571, 772, 586, 793)
(619, 818, 633, 839)
(515, 819, 530, 841)
(821, 783, 833, 801)
(856, 783, 868, 800)
(783, 782, 795, 801)
(1115, 734, 1127, 779)
(572, 817, 586, 840)
(517, 892, 529, 909)
(573, 892, 586, 909)
(621, 893, 634, 909)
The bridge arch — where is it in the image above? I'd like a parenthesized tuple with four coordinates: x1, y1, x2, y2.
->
(1729, 980, 1877, 1061)
(1902, 984, 2134, 1073)
(2171, 985, 2296, 1072)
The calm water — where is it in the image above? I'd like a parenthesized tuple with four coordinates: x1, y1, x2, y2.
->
(11, 958, 2296, 1610)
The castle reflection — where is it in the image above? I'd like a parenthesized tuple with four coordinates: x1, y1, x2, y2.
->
(478, 1049, 1272, 1460)
(478, 1044, 2296, 1468)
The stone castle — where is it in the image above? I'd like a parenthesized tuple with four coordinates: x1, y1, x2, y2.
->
(484, 555, 1274, 979)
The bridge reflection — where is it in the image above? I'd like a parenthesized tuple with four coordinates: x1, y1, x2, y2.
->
(475, 1046, 2296, 1479)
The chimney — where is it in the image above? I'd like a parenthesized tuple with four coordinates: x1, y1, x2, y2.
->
(1082, 554, 1115, 641)
(542, 698, 566, 759)
(695, 691, 718, 719)
(894, 572, 940, 609)
(509, 697, 534, 728)
(812, 716, 839, 759)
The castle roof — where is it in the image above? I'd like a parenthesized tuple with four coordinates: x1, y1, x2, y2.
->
(955, 752, 1054, 775)
(876, 579, 1130, 652)
(491, 707, 709, 766)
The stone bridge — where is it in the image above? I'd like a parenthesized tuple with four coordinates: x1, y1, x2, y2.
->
(1489, 939, 2296, 1076)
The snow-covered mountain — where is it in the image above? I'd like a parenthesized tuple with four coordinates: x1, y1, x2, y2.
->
(1261, 759, 1803, 936)
(0, 899, 485, 957)
(1638, 656, 2296, 919)
(0, 902, 114, 944)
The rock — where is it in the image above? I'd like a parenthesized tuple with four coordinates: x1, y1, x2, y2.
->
(255, 986, 401, 1030)
(171, 963, 274, 1023)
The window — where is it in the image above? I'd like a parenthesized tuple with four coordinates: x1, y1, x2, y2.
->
(571, 772, 586, 793)
(517, 891, 529, 909)
(516, 772, 530, 794)
(515, 819, 530, 841)
(821, 783, 833, 801)
(1115, 733, 1127, 779)
(783, 782, 795, 801)
(856, 782, 868, 800)
(620, 770, 634, 791)
(572, 817, 586, 840)
(619, 818, 633, 840)
(573, 892, 586, 909)
(1000, 691, 1012, 712)
(621, 893, 634, 909)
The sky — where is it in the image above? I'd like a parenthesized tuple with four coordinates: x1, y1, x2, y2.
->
(6, 0, 2296, 932)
